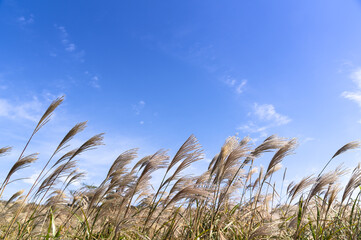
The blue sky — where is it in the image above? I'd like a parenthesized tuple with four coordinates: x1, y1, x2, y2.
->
(2, 0, 361, 197)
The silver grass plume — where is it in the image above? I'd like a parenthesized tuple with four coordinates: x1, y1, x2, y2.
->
(327, 184, 341, 210)
(38, 134, 104, 206)
(54, 121, 87, 154)
(45, 190, 67, 208)
(63, 170, 86, 191)
(264, 163, 282, 180)
(210, 136, 239, 178)
(52, 149, 78, 168)
(249, 223, 278, 239)
(0, 147, 11, 157)
(123, 150, 169, 217)
(195, 170, 211, 185)
(36, 160, 77, 197)
(1, 97, 64, 238)
(167, 134, 200, 171)
(253, 135, 287, 157)
(164, 186, 209, 209)
(319, 141, 361, 177)
(163, 146, 203, 187)
(131, 155, 151, 173)
(306, 167, 346, 204)
(217, 141, 250, 182)
(88, 185, 108, 210)
(288, 175, 315, 203)
(71, 133, 105, 158)
(341, 165, 361, 203)
(265, 138, 297, 175)
(332, 141, 361, 159)
(4, 153, 38, 185)
(169, 177, 194, 196)
(241, 135, 288, 169)
(252, 166, 264, 191)
(138, 149, 169, 184)
(246, 167, 259, 183)
(286, 181, 295, 195)
(107, 149, 138, 180)
(5, 190, 24, 208)
(162, 177, 194, 204)
(208, 153, 219, 171)
(34, 96, 64, 134)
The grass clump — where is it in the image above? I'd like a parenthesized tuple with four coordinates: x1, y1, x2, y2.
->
(0, 97, 361, 239)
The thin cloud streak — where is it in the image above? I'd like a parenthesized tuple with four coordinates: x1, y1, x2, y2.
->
(238, 103, 291, 136)
(132, 100, 145, 115)
(0, 97, 43, 122)
(55, 25, 76, 52)
(253, 103, 291, 126)
(342, 68, 361, 112)
(224, 76, 247, 94)
(17, 14, 34, 25)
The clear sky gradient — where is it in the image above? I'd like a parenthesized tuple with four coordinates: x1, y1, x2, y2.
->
(1, 0, 361, 197)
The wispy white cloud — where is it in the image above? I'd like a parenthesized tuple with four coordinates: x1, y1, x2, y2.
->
(0, 92, 65, 123)
(342, 68, 361, 110)
(238, 103, 291, 135)
(253, 103, 291, 126)
(301, 137, 315, 145)
(90, 76, 100, 88)
(17, 14, 34, 25)
(224, 76, 247, 94)
(350, 69, 361, 89)
(23, 171, 40, 185)
(342, 91, 361, 107)
(85, 71, 101, 89)
(0, 97, 43, 122)
(238, 122, 267, 133)
(65, 43, 76, 52)
(133, 100, 145, 115)
(236, 80, 247, 94)
(55, 25, 77, 53)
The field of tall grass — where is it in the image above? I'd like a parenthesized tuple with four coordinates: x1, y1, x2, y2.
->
(1, 96, 361, 239)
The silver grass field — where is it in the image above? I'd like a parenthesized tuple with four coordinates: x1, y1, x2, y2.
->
(1, 97, 361, 239)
